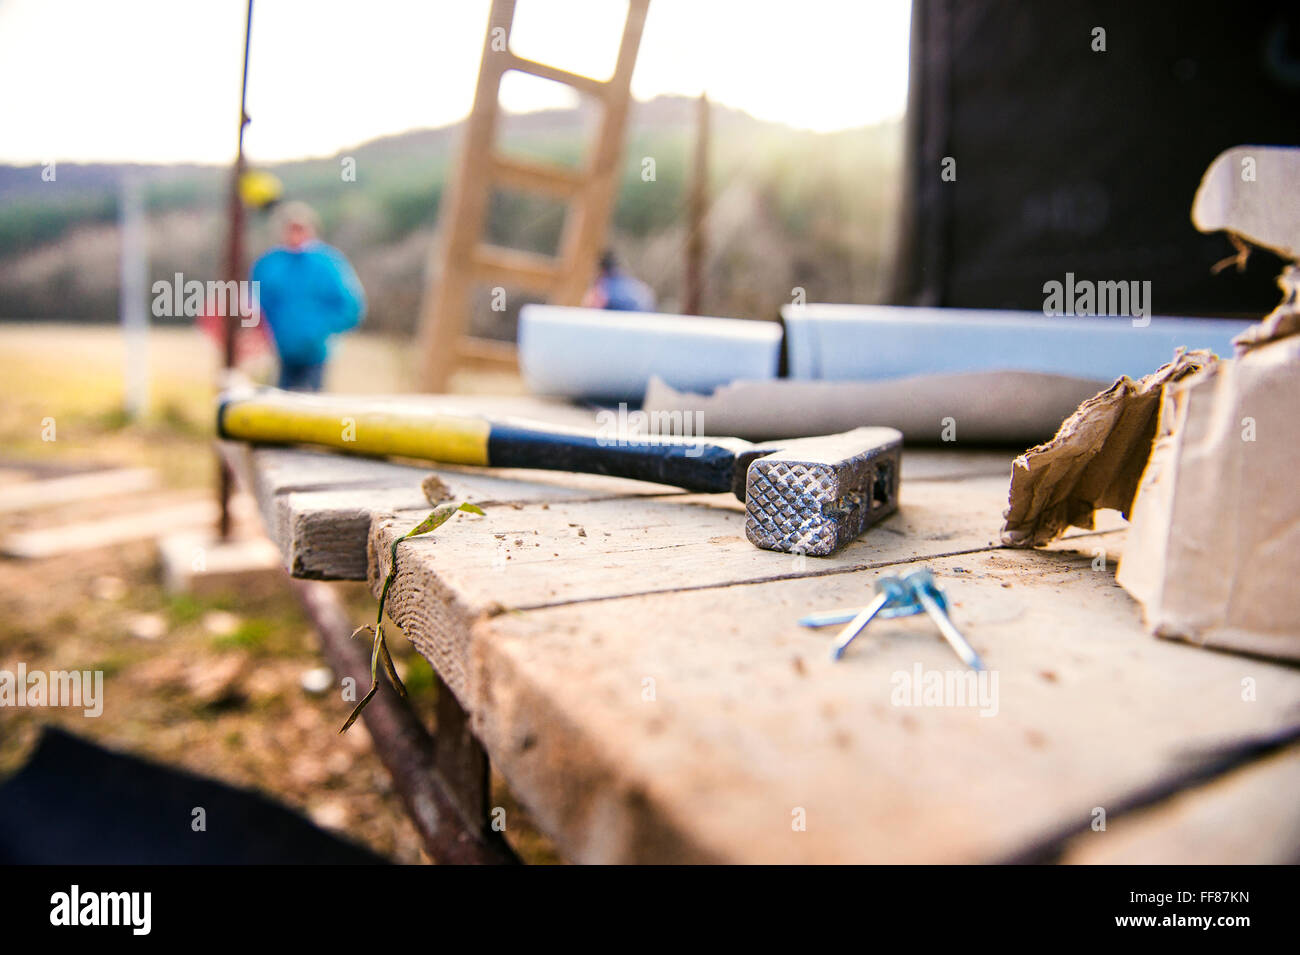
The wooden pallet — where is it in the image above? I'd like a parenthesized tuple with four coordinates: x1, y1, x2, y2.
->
(223, 396, 1300, 863)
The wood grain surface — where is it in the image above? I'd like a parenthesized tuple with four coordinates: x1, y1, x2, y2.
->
(225, 397, 1300, 863)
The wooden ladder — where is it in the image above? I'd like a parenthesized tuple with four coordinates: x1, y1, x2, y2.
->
(417, 0, 651, 391)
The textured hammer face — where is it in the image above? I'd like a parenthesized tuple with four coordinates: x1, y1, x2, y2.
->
(743, 427, 903, 556)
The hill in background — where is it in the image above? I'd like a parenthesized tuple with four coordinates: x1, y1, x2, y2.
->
(0, 96, 902, 337)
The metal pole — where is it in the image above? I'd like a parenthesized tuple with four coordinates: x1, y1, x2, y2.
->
(683, 91, 709, 315)
(118, 176, 149, 419)
(219, 0, 254, 541)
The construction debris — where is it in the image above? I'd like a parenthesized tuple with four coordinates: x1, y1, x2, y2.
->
(1000, 350, 1215, 548)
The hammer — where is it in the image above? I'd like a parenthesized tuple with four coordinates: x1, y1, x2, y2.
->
(217, 390, 901, 555)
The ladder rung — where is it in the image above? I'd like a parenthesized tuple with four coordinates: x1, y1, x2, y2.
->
(472, 245, 561, 293)
(491, 155, 585, 198)
(505, 54, 607, 98)
(456, 335, 519, 369)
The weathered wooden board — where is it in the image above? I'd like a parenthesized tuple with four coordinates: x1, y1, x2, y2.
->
(226, 396, 1297, 864)
(465, 546, 1300, 863)
(222, 442, 688, 579)
(0, 491, 255, 559)
(225, 440, 1018, 582)
(369, 474, 1125, 707)
(1059, 748, 1300, 865)
(374, 475, 1012, 606)
(0, 466, 157, 514)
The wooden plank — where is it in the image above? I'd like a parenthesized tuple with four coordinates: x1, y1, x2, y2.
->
(0, 459, 101, 480)
(471, 245, 560, 293)
(157, 530, 283, 595)
(503, 53, 608, 98)
(222, 442, 689, 580)
(370, 473, 1124, 705)
(374, 476, 1013, 611)
(227, 430, 1021, 585)
(231, 432, 1299, 862)
(462, 546, 1300, 863)
(0, 467, 157, 514)
(1, 492, 256, 559)
(456, 336, 520, 371)
(491, 155, 585, 198)
(221, 403, 1002, 582)
(220, 407, 1024, 587)
(1058, 748, 1300, 864)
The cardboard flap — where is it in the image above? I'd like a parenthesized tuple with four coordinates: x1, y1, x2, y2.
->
(1001, 350, 1216, 547)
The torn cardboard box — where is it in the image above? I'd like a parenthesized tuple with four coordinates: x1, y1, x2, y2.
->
(999, 351, 1215, 547)
(1116, 303, 1300, 661)
(1001, 307, 1300, 661)
(1002, 144, 1300, 662)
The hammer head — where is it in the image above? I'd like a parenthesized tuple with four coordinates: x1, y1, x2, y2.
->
(740, 427, 902, 556)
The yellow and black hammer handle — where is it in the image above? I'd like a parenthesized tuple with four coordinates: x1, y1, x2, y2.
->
(217, 390, 744, 496)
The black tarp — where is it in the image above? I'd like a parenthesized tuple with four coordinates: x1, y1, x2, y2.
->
(893, 0, 1300, 317)
(0, 727, 386, 864)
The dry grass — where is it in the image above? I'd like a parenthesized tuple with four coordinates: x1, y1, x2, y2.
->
(0, 323, 557, 864)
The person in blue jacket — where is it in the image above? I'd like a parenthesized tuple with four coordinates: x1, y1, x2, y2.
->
(251, 202, 365, 391)
(582, 249, 656, 312)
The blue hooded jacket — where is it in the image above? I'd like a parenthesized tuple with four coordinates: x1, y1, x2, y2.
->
(595, 270, 656, 312)
(251, 241, 365, 365)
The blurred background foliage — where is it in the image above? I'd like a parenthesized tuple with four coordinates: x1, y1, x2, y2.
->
(0, 96, 901, 335)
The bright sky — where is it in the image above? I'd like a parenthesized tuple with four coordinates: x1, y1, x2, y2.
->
(0, 0, 912, 165)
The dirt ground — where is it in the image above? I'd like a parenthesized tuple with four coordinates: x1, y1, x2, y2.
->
(0, 323, 555, 864)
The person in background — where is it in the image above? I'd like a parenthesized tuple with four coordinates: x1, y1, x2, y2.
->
(251, 202, 365, 391)
(582, 249, 656, 312)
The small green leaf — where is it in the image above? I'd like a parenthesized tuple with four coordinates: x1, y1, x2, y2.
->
(403, 501, 484, 539)
(338, 682, 378, 734)
(368, 623, 382, 682)
(339, 501, 482, 733)
(378, 637, 406, 698)
(404, 504, 459, 539)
